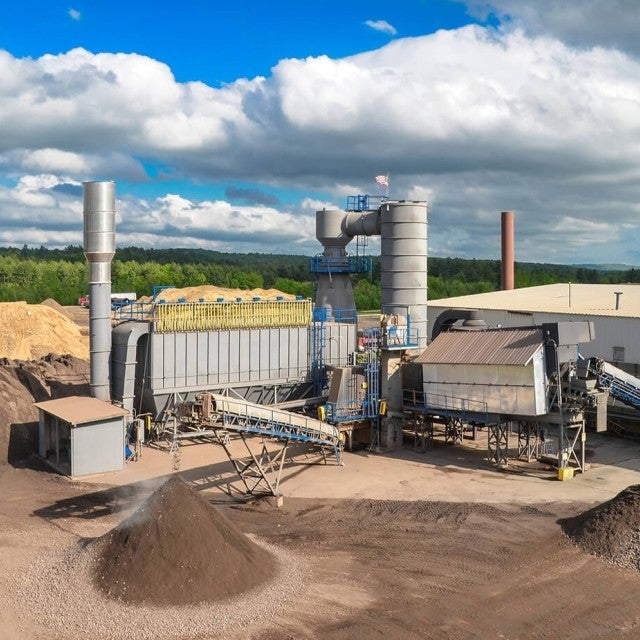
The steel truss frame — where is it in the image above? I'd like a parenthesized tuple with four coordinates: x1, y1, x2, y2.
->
(212, 431, 289, 497)
(444, 416, 465, 444)
(488, 421, 509, 466)
(410, 414, 434, 451)
(558, 418, 586, 472)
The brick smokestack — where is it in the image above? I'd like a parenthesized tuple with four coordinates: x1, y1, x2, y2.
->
(501, 210, 515, 290)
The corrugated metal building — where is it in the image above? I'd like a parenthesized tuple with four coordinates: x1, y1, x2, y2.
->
(415, 328, 548, 416)
(35, 396, 129, 477)
(428, 283, 640, 375)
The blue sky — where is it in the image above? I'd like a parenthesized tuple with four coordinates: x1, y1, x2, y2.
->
(1, 1, 484, 85)
(0, 1, 639, 263)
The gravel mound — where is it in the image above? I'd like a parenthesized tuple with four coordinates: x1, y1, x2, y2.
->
(93, 476, 276, 605)
(560, 484, 640, 570)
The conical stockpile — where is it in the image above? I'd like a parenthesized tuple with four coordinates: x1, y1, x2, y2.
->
(93, 476, 276, 605)
(560, 484, 640, 571)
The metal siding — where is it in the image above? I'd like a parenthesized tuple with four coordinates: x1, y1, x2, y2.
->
(71, 419, 124, 476)
(174, 332, 187, 388)
(422, 361, 540, 416)
(197, 332, 208, 385)
(247, 330, 258, 381)
(232, 330, 244, 383)
(148, 332, 164, 390)
(289, 328, 299, 374)
(416, 329, 543, 366)
(185, 332, 198, 386)
(533, 350, 548, 413)
(276, 328, 286, 378)
(162, 333, 175, 388)
(214, 331, 227, 385)
(260, 329, 271, 379)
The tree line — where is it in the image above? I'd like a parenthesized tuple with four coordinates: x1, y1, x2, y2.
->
(0, 245, 637, 310)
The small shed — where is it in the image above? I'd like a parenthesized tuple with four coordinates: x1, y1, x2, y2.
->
(35, 396, 130, 477)
(415, 328, 548, 416)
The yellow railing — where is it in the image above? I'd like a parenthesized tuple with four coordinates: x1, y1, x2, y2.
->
(153, 299, 313, 333)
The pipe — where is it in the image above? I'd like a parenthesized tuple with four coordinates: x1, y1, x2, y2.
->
(501, 210, 515, 290)
(83, 181, 116, 401)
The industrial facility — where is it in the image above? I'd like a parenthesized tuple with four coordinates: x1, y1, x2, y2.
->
(33, 183, 640, 491)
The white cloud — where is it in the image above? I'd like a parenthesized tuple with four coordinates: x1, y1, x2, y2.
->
(0, 175, 318, 253)
(462, 0, 640, 57)
(68, 8, 81, 21)
(364, 20, 397, 36)
(0, 21, 640, 262)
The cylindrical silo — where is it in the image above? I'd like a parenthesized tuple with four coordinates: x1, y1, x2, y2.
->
(380, 201, 428, 348)
(83, 181, 116, 401)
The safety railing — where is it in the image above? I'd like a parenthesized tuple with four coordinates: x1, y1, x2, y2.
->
(113, 298, 313, 332)
(309, 255, 373, 274)
(402, 389, 490, 424)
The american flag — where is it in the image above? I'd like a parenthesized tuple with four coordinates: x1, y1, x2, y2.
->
(375, 174, 389, 189)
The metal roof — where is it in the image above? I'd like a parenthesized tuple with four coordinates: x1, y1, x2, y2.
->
(428, 283, 640, 318)
(415, 328, 544, 366)
(34, 396, 129, 426)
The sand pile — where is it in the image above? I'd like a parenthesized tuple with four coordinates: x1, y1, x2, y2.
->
(140, 285, 296, 303)
(93, 476, 276, 605)
(560, 485, 640, 570)
(0, 301, 89, 360)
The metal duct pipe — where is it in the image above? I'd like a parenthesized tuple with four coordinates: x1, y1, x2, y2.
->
(380, 201, 428, 348)
(83, 181, 116, 401)
(501, 210, 515, 290)
(343, 210, 380, 237)
(314, 209, 356, 316)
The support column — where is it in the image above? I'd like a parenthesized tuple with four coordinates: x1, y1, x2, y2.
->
(488, 420, 509, 466)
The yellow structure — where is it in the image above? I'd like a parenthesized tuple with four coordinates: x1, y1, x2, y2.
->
(557, 467, 575, 481)
(153, 299, 313, 333)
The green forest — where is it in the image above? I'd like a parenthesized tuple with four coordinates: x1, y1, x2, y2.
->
(0, 245, 637, 310)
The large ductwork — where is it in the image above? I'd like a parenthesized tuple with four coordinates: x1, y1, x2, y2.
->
(83, 181, 116, 401)
(501, 210, 515, 290)
(314, 201, 428, 346)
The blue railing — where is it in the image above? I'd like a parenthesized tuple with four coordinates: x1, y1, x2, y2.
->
(402, 389, 490, 424)
(312, 307, 357, 324)
(309, 255, 373, 274)
(346, 194, 388, 211)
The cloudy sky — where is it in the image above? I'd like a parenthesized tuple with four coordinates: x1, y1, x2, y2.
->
(0, 0, 639, 264)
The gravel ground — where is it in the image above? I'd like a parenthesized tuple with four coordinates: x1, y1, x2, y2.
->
(9, 535, 306, 640)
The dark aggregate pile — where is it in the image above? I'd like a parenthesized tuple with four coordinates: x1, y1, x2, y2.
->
(93, 476, 276, 605)
(560, 484, 640, 571)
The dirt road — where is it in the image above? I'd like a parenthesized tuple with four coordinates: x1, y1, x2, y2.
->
(3, 433, 640, 639)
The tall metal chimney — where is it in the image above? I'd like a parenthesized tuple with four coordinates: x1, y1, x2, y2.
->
(501, 210, 515, 290)
(83, 181, 116, 401)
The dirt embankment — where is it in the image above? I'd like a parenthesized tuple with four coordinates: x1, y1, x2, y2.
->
(0, 354, 90, 465)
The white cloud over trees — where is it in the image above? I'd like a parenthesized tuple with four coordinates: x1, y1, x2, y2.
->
(0, 15, 639, 261)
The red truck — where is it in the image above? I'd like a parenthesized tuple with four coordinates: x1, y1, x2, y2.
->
(77, 292, 137, 309)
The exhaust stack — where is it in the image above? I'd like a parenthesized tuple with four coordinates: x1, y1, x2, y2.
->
(501, 210, 515, 290)
(83, 181, 116, 401)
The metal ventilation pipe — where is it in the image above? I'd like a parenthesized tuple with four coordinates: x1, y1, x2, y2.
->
(501, 210, 515, 290)
(83, 181, 116, 401)
(380, 201, 428, 348)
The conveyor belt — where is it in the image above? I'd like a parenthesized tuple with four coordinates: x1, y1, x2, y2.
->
(597, 361, 640, 411)
(210, 394, 343, 462)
